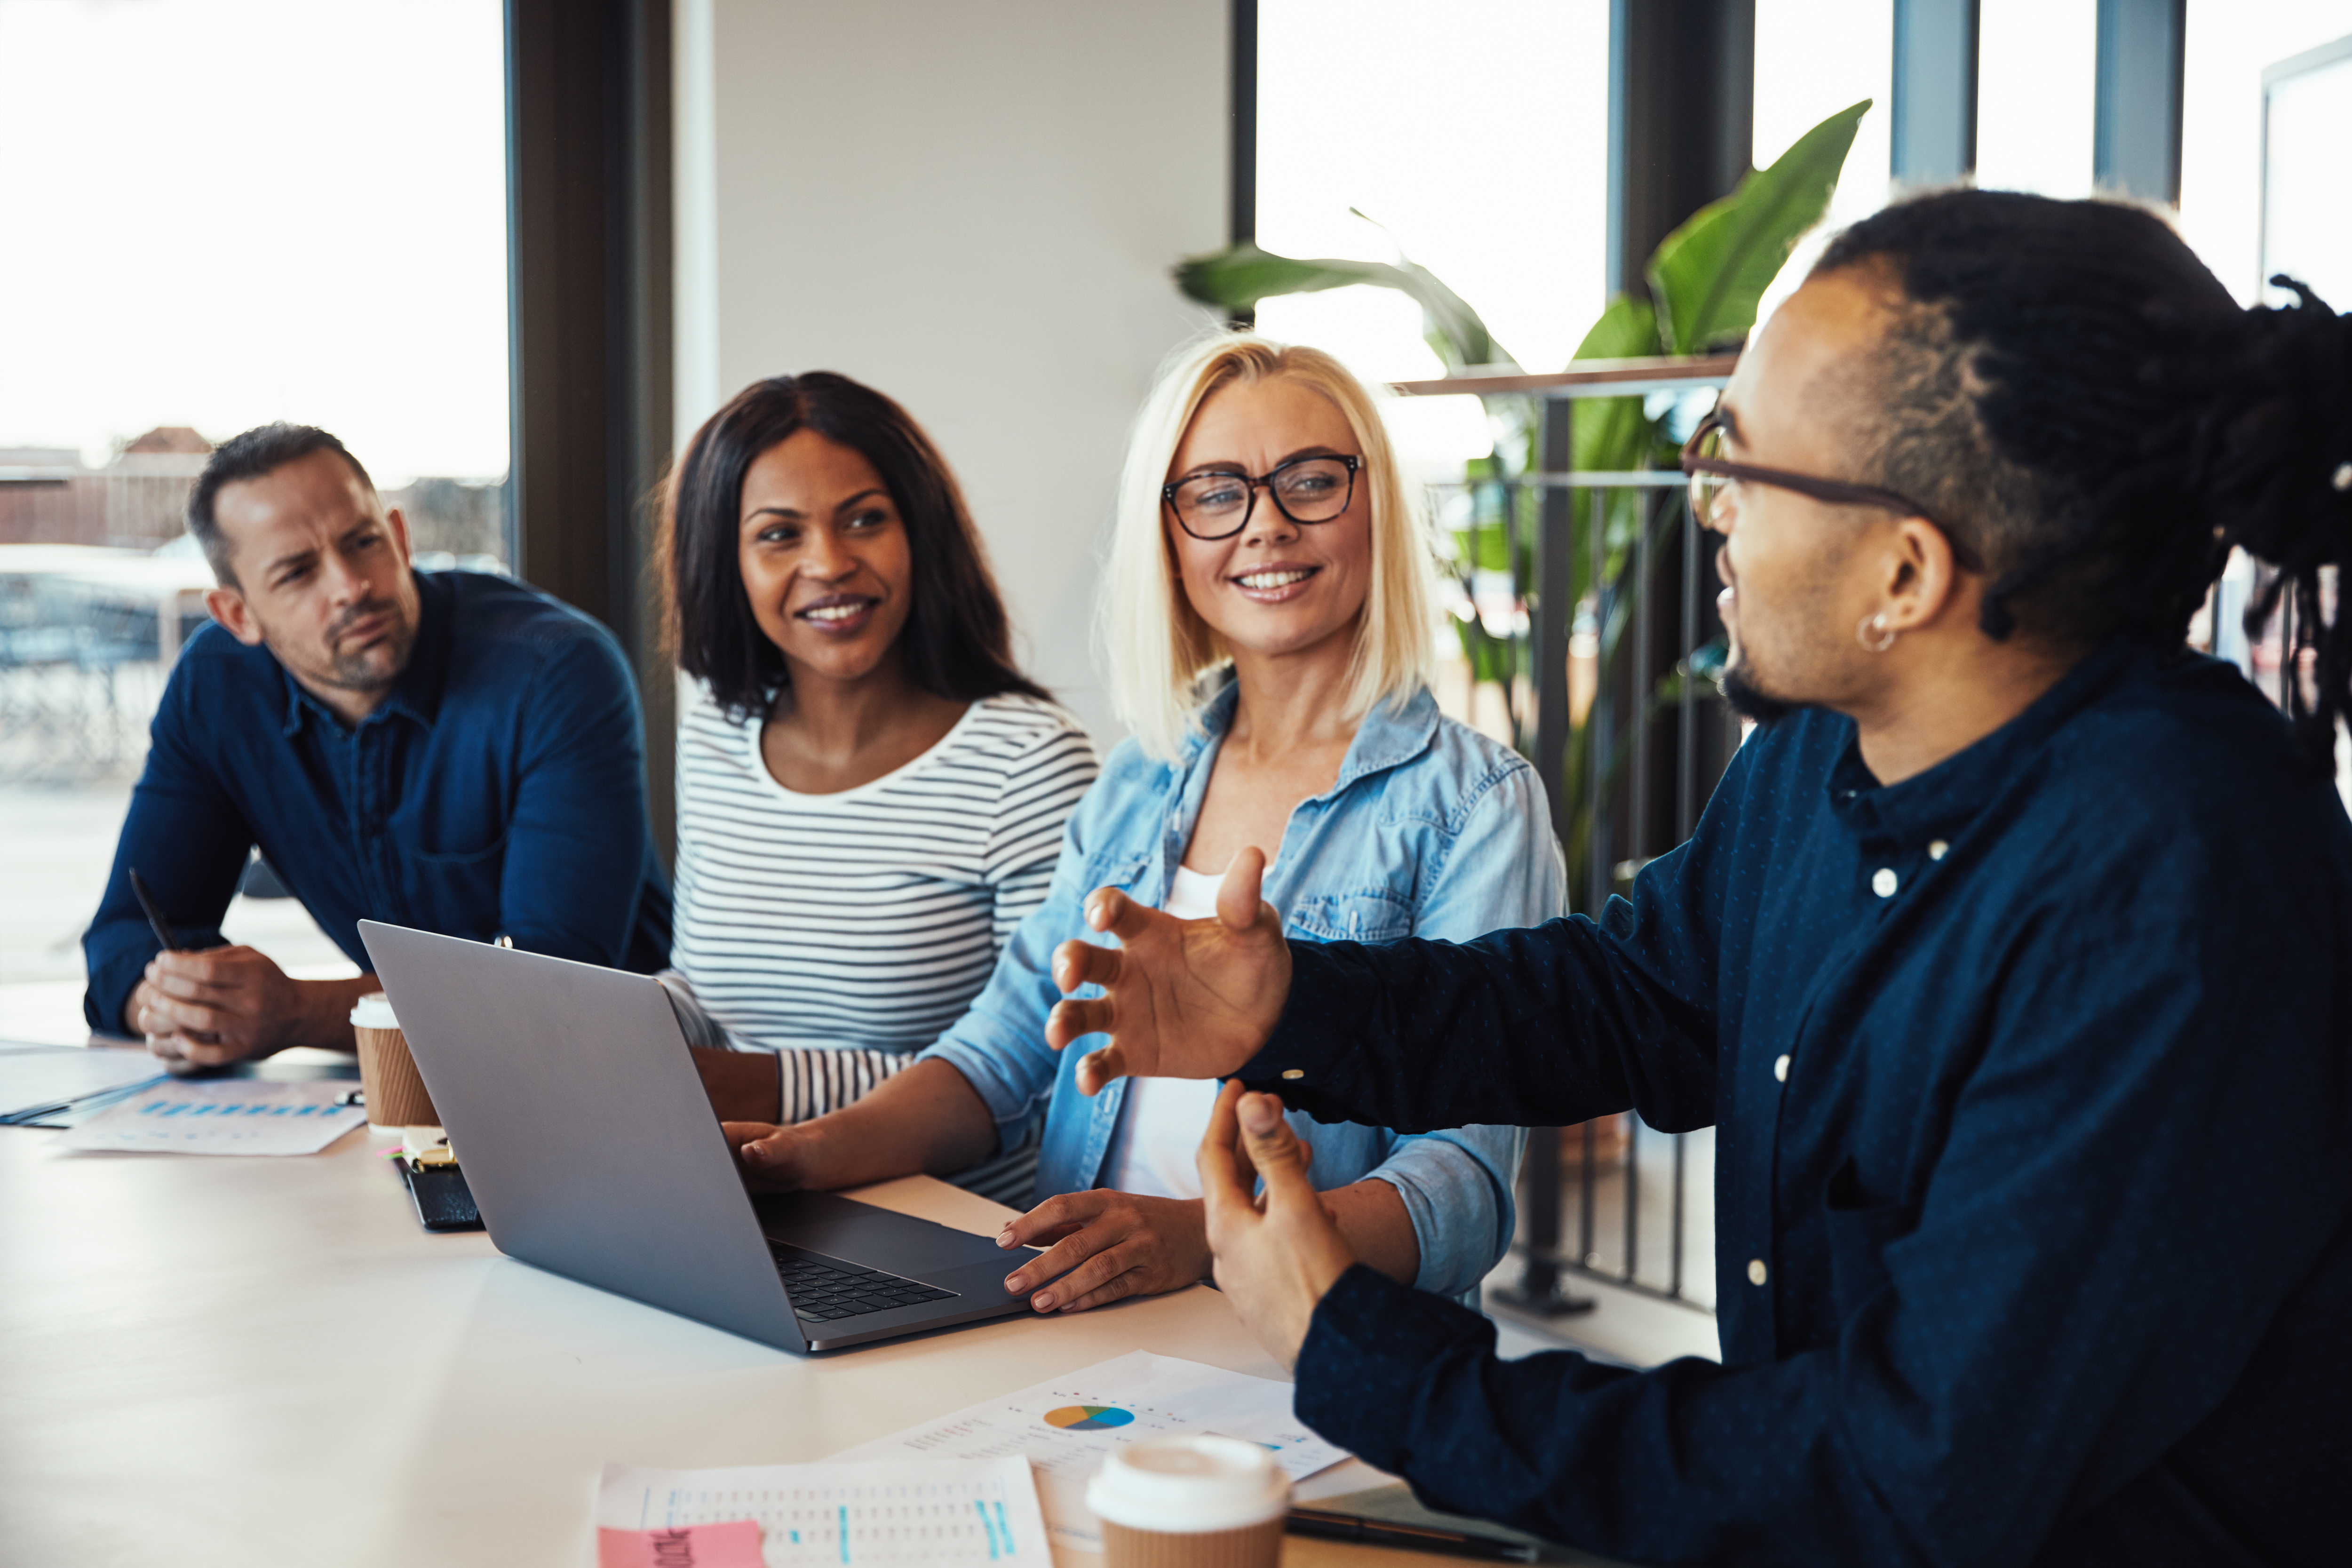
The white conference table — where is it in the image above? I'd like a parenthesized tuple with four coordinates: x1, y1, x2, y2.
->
(0, 1055, 1508, 1568)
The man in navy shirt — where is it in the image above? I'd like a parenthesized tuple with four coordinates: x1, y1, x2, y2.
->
(84, 424, 671, 1064)
(1037, 194, 2351, 1563)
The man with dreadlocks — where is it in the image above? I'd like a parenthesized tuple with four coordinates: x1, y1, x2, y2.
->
(1038, 190, 2352, 1567)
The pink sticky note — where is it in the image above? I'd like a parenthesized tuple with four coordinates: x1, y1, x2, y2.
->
(596, 1520, 765, 1568)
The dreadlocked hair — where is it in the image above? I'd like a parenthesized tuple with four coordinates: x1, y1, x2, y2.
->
(1814, 189, 2352, 769)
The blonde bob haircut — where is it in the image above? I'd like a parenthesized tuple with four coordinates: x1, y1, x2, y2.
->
(1103, 334, 1438, 761)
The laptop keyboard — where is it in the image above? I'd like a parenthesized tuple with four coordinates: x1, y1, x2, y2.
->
(769, 1242, 958, 1322)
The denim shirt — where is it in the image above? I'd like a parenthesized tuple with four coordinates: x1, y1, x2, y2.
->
(922, 677, 1565, 1299)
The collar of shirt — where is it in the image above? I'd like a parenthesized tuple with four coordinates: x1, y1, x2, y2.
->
(1176, 667, 1442, 788)
(277, 569, 455, 739)
(1154, 672, 1442, 905)
(1824, 636, 2145, 851)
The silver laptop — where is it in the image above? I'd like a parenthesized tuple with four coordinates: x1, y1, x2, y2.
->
(358, 921, 1045, 1352)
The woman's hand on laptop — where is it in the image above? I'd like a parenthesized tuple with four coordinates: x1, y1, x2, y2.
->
(995, 1189, 1216, 1313)
(1044, 847, 1293, 1095)
(722, 1121, 815, 1192)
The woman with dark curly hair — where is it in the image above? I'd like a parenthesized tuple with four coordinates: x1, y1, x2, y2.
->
(660, 372, 1095, 1203)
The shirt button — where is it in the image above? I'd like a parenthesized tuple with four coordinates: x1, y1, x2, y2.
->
(1871, 867, 1899, 898)
(1280, 1068, 1304, 1081)
(1773, 1054, 1790, 1082)
(1748, 1258, 1768, 1287)
(1928, 839, 1949, 860)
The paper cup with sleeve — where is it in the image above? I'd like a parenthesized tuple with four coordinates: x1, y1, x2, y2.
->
(1086, 1435, 1290, 1568)
(350, 992, 437, 1129)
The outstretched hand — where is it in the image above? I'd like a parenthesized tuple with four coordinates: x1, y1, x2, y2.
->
(1044, 847, 1293, 1094)
(1198, 1080, 1354, 1368)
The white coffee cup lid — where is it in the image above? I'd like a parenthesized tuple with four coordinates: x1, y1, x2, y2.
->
(349, 992, 399, 1029)
(1084, 1435, 1289, 1534)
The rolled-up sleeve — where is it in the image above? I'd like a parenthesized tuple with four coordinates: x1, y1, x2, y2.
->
(1358, 1123, 1524, 1298)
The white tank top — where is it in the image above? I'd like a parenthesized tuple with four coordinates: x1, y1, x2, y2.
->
(1094, 863, 1266, 1200)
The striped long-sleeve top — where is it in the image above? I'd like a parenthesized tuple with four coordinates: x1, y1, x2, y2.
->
(670, 687, 1098, 1074)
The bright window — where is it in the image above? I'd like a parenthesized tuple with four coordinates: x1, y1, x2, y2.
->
(1253, 0, 1611, 473)
(0, 0, 508, 1035)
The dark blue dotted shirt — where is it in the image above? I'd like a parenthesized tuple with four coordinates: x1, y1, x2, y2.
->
(82, 569, 672, 1034)
(1248, 640, 2352, 1566)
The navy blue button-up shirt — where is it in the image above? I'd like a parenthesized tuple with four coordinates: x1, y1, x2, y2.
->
(84, 569, 672, 1035)
(1246, 641, 2352, 1566)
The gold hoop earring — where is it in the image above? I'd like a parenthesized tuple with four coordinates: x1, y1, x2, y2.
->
(1857, 613, 1898, 653)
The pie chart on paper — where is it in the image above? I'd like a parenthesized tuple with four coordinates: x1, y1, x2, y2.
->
(1044, 1403, 1134, 1432)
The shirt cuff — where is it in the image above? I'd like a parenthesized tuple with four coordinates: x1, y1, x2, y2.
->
(918, 1035, 1036, 1146)
(1292, 1261, 1495, 1472)
(83, 922, 167, 1037)
(1234, 939, 1368, 1119)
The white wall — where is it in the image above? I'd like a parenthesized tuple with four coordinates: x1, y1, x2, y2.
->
(674, 0, 1229, 743)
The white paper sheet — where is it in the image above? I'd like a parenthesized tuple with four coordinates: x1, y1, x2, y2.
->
(0, 1043, 165, 1120)
(826, 1351, 1345, 1550)
(61, 1076, 366, 1155)
(595, 1456, 1048, 1567)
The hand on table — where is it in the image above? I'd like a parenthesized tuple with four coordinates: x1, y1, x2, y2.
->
(995, 1189, 1215, 1313)
(131, 946, 323, 1067)
(1199, 1080, 1355, 1369)
(1045, 846, 1293, 1095)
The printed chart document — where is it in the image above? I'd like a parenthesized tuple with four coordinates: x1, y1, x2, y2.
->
(827, 1351, 1345, 1550)
(594, 1456, 1046, 1567)
(61, 1076, 366, 1156)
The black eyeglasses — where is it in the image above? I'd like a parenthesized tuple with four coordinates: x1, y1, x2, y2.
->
(1161, 454, 1362, 541)
(1678, 413, 1981, 571)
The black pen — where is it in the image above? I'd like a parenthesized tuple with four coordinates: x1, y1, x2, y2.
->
(1286, 1506, 1540, 1562)
(128, 868, 180, 952)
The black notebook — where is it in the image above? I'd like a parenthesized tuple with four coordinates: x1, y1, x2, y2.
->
(399, 1159, 485, 1232)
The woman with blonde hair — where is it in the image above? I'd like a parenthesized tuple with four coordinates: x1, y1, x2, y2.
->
(722, 334, 1563, 1316)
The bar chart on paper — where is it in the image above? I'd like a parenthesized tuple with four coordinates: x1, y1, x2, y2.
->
(59, 1077, 367, 1156)
(595, 1456, 1048, 1567)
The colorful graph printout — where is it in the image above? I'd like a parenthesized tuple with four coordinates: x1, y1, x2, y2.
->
(595, 1456, 1046, 1567)
(1042, 1405, 1132, 1432)
(60, 1076, 367, 1156)
(826, 1351, 1345, 1550)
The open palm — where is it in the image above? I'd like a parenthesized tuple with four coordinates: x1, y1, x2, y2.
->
(1044, 847, 1293, 1092)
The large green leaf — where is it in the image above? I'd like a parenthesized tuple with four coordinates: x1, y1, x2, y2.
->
(1566, 293, 1661, 476)
(1646, 98, 1870, 355)
(1175, 243, 1387, 310)
(1173, 239, 1508, 373)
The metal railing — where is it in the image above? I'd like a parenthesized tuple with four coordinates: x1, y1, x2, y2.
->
(1395, 356, 1740, 1318)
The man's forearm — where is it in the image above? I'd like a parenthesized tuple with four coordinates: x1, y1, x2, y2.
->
(1248, 927, 1711, 1135)
(124, 970, 377, 1058)
(292, 975, 381, 1051)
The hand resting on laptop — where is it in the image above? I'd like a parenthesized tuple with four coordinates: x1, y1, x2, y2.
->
(720, 1055, 1406, 1316)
